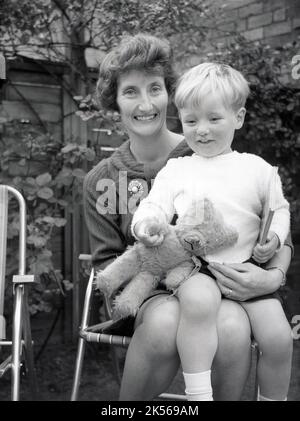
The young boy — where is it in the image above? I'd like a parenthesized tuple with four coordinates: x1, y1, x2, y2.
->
(131, 62, 292, 401)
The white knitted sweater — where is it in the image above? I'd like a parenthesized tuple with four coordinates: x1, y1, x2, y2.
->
(132, 151, 290, 263)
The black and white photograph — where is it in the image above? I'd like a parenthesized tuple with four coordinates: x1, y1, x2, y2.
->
(0, 0, 299, 403)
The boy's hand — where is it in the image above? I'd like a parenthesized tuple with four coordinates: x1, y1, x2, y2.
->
(134, 218, 166, 247)
(252, 231, 279, 263)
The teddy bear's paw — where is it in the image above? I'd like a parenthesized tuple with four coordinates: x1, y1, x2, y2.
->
(111, 308, 125, 321)
(113, 296, 139, 319)
(95, 272, 113, 295)
(165, 278, 182, 292)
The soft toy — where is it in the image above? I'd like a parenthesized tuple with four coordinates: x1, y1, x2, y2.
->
(96, 198, 238, 319)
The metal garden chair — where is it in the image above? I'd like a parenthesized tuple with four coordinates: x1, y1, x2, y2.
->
(71, 254, 260, 401)
(70, 254, 187, 401)
(0, 185, 37, 400)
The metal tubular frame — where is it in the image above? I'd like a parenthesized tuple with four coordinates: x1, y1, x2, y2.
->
(0, 185, 37, 400)
(70, 257, 187, 401)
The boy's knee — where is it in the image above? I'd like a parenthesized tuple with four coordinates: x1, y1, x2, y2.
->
(179, 280, 220, 320)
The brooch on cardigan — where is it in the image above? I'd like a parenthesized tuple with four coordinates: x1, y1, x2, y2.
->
(128, 180, 144, 196)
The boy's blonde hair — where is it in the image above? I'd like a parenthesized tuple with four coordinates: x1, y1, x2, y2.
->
(175, 62, 250, 111)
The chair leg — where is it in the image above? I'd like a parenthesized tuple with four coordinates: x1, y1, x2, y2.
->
(110, 346, 122, 385)
(22, 292, 38, 400)
(11, 285, 23, 401)
(71, 268, 94, 401)
(71, 336, 87, 401)
(102, 294, 123, 384)
(252, 341, 260, 401)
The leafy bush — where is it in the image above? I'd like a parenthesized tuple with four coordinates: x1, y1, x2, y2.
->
(0, 120, 95, 317)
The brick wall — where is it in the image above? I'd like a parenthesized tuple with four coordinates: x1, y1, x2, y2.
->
(210, 0, 300, 46)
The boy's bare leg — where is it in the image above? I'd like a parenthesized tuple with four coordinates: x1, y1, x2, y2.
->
(176, 274, 221, 400)
(177, 274, 221, 373)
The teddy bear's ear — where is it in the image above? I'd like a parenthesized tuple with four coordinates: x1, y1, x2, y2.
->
(202, 198, 216, 221)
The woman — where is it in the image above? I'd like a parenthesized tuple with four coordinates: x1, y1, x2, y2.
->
(83, 33, 292, 400)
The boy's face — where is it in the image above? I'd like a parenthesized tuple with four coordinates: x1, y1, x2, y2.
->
(179, 93, 245, 158)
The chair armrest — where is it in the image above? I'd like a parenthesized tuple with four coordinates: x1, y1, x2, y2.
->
(79, 254, 92, 261)
(12, 275, 35, 284)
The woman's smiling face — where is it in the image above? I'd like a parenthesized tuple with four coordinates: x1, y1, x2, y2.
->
(116, 69, 169, 138)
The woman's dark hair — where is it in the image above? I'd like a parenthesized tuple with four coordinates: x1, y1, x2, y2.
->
(96, 33, 177, 112)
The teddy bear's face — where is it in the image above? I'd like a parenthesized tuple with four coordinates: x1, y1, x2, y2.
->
(175, 224, 211, 255)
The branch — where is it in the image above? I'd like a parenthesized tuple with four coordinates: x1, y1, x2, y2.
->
(0, 41, 87, 49)
(51, 0, 72, 24)
(86, 0, 100, 31)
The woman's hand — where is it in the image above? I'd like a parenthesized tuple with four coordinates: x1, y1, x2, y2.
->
(207, 262, 283, 301)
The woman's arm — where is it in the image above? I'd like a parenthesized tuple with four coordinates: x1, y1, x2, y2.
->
(83, 162, 127, 270)
(207, 244, 292, 301)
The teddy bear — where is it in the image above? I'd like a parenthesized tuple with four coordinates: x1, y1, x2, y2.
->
(95, 198, 238, 319)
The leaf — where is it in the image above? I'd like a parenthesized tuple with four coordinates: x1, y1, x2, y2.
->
(29, 260, 51, 275)
(7, 221, 19, 239)
(72, 168, 86, 179)
(61, 144, 78, 154)
(76, 110, 97, 121)
(37, 187, 53, 200)
(13, 176, 22, 185)
(79, 103, 89, 109)
(82, 94, 92, 103)
(42, 216, 55, 224)
(62, 280, 73, 291)
(27, 235, 47, 248)
(24, 177, 37, 186)
(58, 199, 68, 207)
(85, 149, 96, 161)
(62, 177, 73, 187)
(23, 177, 38, 195)
(53, 218, 67, 227)
(36, 173, 52, 186)
(56, 167, 73, 180)
(28, 249, 53, 275)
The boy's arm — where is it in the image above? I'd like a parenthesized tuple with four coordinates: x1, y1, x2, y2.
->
(283, 231, 294, 256)
(253, 166, 290, 263)
(268, 171, 290, 248)
(131, 160, 177, 238)
(264, 242, 292, 287)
